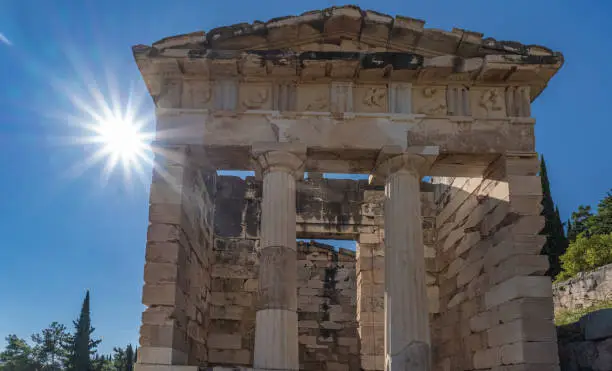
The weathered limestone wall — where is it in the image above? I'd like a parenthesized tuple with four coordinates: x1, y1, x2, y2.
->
(431, 153, 557, 371)
(138, 146, 216, 367)
(553, 263, 612, 313)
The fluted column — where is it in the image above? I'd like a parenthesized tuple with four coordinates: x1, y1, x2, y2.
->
(376, 154, 431, 371)
(253, 149, 305, 371)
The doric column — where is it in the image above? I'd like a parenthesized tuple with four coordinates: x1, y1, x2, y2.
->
(253, 147, 305, 371)
(375, 153, 432, 371)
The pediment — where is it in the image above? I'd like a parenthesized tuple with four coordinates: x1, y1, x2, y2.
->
(146, 5, 560, 59)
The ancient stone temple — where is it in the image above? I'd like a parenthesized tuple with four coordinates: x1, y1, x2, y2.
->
(132, 6, 563, 371)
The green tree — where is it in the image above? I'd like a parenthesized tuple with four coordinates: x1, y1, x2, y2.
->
(92, 354, 113, 371)
(112, 344, 136, 371)
(65, 290, 102, 371)
(568, 205, 593, 241)
(0, 334, 39, 371)
(557, 233, 612, 281)
(587, 190, 612, 236)
(31, 322, 70, 370)
(539, 156, 568, 278)
(112, 347, 126, 370)
(125, 344, 135, 371)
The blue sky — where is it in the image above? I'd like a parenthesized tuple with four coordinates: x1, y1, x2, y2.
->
(0, 0, 610, 355)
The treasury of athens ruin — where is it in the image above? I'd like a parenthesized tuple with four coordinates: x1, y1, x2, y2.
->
(132, 5, 563, 371)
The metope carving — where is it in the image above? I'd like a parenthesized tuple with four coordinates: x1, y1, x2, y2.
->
(304, 96, 329, 111)
(417, 87, 446, 115)
(479, 89, 504, 114)
(181, 79, 212, 109)
(242, 88, 270, 110)
(363, 87, 386, 108)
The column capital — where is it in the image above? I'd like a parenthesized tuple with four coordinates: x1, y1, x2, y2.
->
(252, 142, 307, 178)
(370, 145, 439, 184)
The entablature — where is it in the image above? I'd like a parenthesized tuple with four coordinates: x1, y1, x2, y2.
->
(135, 49, 561, 111)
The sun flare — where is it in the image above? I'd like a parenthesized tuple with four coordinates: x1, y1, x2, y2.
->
(94, 115, 149, 166)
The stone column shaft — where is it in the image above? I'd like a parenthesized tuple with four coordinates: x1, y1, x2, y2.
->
(379, 154, 431, 371)
(253, 150, 304, 371)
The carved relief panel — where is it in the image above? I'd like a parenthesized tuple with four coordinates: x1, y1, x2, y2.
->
(413, 86, 447, 116)
(213, 80, 238, 110)
(389, 83, 412, 114)
(505, 86, 531, 117)
(471, 87, 506, 119)
(297, 83, 330, 112)
(181, 79, 212, 109)
(239, 82, 273, 110)
(354, 84, 388, 113)
(330, 82, 353, 113)
(446, 85, 470, 116)
(273, 82, 297, 111)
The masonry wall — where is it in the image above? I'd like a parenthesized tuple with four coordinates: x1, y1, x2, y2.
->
(431, 153, 557, 371)
(139, 146, 216, 367)
(553, 263, 612, 313)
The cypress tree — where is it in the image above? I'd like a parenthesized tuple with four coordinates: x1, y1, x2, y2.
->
(539, 156, 568, 278)
(125, 344, 135, 371)
(66, 291, 101, 371)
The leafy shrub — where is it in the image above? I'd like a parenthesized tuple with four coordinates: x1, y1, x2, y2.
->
(557, 232, 612, 281)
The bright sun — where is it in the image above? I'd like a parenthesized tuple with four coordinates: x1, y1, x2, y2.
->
(54, 63, 156, 185)
(95, 116, 149, 165)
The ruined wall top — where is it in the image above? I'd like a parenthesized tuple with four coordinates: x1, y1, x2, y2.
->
(133, 5, 562, 101)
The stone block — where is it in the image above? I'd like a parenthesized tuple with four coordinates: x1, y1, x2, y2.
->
(139, 324, 187, 352)
(135, 365, 198, 371)
(491, 365, 560, 371)
(469, 311, 491, 333)
(359, 233, 382, 244)
(488, 255, 549, 285)
(487, 318, 556, 347)
(148, 224, 181, 243)
(580, 308, 612, 341)
(428, 285, 440, 313)
(208, 333, 243, 350)
(144, 262, 180, 285)
(457, 259, 484, 287)
(507, 175, 542, 197)
(146, 243, 186, 265)
(208, 349, 251, 365)
(493, 297, 554, 325)
(473, 347, 502, 369)
(484, 236, 545, 269)
(485, 276, 553, 309)
(360, 355, 384, 370)
(456, 231, 481, 256)
(142, 283, 185, 307)
(358, 325, 384, 355)
(136, 346, 188, 365)
(500, 341, 558, 365)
